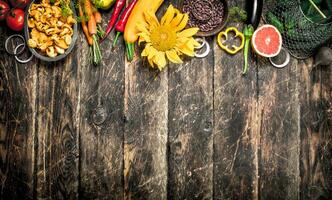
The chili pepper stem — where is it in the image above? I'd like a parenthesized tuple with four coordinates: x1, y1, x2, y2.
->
(126, 42, 131, 60)
(113, 32, 121, 47)
(126, 42, 134, 61)
(102, 0, 126, 43)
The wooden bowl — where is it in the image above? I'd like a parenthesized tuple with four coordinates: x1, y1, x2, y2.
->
(24, 0, 78, 62)
(180, 0, 229, 37)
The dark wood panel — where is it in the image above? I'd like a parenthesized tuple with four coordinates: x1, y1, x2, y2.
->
(258, 58, 300, 199)
(0, 28, 37, 200)
(123, 48, 168, 199)
(78, 13, 125, 199)
(123, 2, 168, 200)
(299, 60, 332, 200)
(213, 0, 259, 199)
(35, 52, 80, 199)
(1, 1, 332, 199)
(167, 39, 214, 199)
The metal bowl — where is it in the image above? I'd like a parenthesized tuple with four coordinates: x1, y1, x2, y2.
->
(24, 0, 78, 62)
(180, 0, 228, 37)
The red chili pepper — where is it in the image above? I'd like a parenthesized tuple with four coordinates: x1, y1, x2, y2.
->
(113, 0, 139, 47)
(101, 0, 126, 42)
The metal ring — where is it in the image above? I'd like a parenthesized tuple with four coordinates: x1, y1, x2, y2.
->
(5, 34, 26, 56)
(14, 44, 34, 64)
(269, 47, 291, 68)
(195, 38, 206, 49)
(195, 40, 210, 58)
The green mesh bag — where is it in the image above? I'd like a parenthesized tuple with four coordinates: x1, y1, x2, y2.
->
(264, 0, 332, 59)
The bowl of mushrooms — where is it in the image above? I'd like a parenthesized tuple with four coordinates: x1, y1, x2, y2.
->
(24, 0, 78, 62)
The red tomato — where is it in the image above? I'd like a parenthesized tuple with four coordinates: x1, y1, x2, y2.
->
(6, 9, 25, 31)
(9, 0, 30, 9)
(0, 1, 10, 21)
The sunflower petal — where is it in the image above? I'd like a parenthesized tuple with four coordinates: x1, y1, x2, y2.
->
(154, 52, 166, 70)
(146, 45, 158, 60)
(170, 10, 184, 27)
(136, 22, 150, 34)
(185, 38, 198, 50)
(141, 44, 151, 57)
(176, 37, 189, 45)
(174, 14, 189, 32)
(166, 50, 183, 64)
(144, 11, 159, 29)
(161, 5, 175, 25)
(190, 38, 201, 47)
(141, 47, 148, 57)
(177, 28, 199, 38)
(138, 37, 144, 45)
(148, 57, 155, 68)
(138, 32, 151, 44)
(178, 44, 195, 57)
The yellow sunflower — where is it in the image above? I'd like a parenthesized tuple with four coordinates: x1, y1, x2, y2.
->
(137, 5, 200, 70)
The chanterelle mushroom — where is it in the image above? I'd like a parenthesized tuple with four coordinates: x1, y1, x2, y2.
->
(46, 46, 57, 57)
(28, 39, 37, 48)
(55, 46, 65, 54)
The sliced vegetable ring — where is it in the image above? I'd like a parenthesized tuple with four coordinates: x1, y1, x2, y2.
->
(14, 43, 33, 63)
(194, 37, 210, 58)
(5, 34, 26, 55)
(269, 47, 290, 68)
(217, 27, 245, 54)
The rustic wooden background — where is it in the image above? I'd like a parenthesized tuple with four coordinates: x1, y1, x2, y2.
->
(1, 0, 332, 199)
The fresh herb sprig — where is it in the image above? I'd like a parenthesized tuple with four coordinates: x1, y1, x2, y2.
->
(229, 6, 247, 23)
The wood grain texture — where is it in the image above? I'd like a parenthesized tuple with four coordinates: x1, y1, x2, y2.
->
(123, 38, 168, 200)
(213, 0, 259, 199)
(165, 1, 213, 199)
(299, 60, 332, 200)
(257, 57, 300, 200)
(0, 28, 37, 200)
(167, 39, 214, 200)
(122, 3, 168, 200)
(1, 2, 332, 199)
(35, 50, 79, 199)
(78, 13, 125, 199)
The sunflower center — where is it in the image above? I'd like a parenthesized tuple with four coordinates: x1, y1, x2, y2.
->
(150, 25, 177, 52)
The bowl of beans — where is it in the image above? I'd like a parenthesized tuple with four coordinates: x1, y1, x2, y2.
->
(181, 0, 228, 37)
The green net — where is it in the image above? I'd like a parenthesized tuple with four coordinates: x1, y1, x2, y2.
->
(264, 0, 332, 59)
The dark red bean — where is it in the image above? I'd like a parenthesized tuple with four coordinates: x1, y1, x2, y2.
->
(182, 0, 225, 32)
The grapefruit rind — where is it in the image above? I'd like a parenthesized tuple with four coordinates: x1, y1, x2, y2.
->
(251, 25, 282, 58)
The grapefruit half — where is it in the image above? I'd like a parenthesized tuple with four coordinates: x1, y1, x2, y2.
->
(252, 25, 282, 58)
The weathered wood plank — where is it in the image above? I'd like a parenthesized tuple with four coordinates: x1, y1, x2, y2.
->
(123, 61, 168, 200)
(123, 6, 168, 196)
(167, 37, 214, 200)
(0, 28, 37, 200)
(213, 0, 259, 199)
(299, 60, 332, 199)
(78, 12, 125, 199)
(257, 58, 300, 199)
(35, 52, 80, 199)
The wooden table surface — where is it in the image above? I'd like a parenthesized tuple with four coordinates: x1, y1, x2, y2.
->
(1, 0, 332, 199)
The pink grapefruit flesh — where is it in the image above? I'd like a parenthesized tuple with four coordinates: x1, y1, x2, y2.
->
(252, 25, 282, 58)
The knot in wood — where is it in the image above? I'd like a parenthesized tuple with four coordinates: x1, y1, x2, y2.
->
(92, 106, 107, 125)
